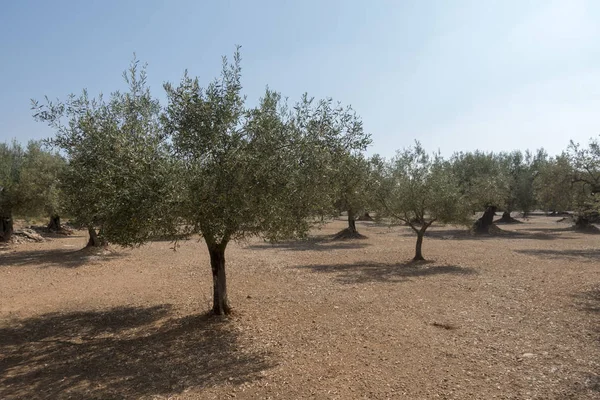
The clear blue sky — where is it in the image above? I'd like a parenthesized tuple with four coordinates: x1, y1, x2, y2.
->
(1, 0, 599, 158)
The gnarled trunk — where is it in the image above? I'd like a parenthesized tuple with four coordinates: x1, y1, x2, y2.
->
(574, 215, 592, 231)
(86, 227, 105, 247)
(473, 206, 497, 234)
(208, 242, 231, 315)
(48, 215, 61, 231)
(347, 209, 357, 233)
(0, 214, 13, 243)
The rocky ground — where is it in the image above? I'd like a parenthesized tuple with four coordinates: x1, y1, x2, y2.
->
(0, 215, 599, 399)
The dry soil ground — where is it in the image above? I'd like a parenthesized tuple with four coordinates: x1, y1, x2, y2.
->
(0, 216, 599, 399)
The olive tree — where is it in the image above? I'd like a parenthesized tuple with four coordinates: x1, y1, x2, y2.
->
(534, 153, 573, 214)
(332, 153, 374, 238)
(163, 49, 369, 314)
(376, 142, 470, 261)
(33, 58, 174, 247)
(568, 137, 600, 229)
(0, 140, 24, 242)
(17, 141, 66, 230)
(450, 151, 508, 233)
(496, 150, 537, 221)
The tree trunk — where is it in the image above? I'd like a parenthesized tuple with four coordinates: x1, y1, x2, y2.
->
(208, 242, 231, 315)
(347, 209, 357, 233)
(414, 231, 425, 261)
(47, 215, 61, 231)
(575, 215, 591, 230)
(0, 214, 13, 243)
(86, 227, 104, 247)
(473, 206, 497, 234)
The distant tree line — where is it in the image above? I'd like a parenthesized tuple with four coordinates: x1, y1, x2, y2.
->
(0, 48, 598, 314)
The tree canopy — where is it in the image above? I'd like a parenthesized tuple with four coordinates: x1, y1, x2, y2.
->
(375, 142, 471, 260)
(33, 58, 175, 246)
(568, 136, 600, 228)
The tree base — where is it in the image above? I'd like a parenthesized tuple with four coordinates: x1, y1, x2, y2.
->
(573, 222, 600, 234)
(472, 206, 498, 234)
(211, 305, 233, 316)
(47, 215, 62, 232)
(332, 228, 367, 240)
(0, 216, 13, 243)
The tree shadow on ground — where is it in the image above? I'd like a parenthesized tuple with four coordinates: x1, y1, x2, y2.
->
(396, 227, 572, 241)
(0, 247, 122, 269)
(294, 261, 477, 284)
(0, 305, 273, 400)
(522, 225, 600, 235)
(514, 248, 600, 262)
(570, 287, 600, 395)
(247, 236, 370, 252)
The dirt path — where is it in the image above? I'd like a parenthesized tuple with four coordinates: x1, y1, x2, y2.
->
(1, 216, 598, 399)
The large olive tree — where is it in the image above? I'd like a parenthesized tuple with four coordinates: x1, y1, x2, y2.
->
(162, 49, 369, 314)
(37, 49, 368, 315)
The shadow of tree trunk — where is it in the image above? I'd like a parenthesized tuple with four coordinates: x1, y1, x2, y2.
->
(0, 305, 274, 400)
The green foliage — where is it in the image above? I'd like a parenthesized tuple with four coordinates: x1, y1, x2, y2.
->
(497, 150, 538, 215)
(0, 140, 24, 217)
(332, 153, 374, 219)
(16, 141, 66, 219)
(163, 48, 370, 246)
(450, 151, 508, 212)
(376, 142, 471, 229)
(568, 137, 600, 219)
(34, 48, 369, 250)
(534, 152, 573, 213)
(449, 149, 540, 216)
(0, 140, 65, 221)
(33, 57, 175, 245)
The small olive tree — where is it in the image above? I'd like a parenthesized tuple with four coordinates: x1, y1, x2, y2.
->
(376, 142, 470, 261)
(163, 48, 369, 314)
